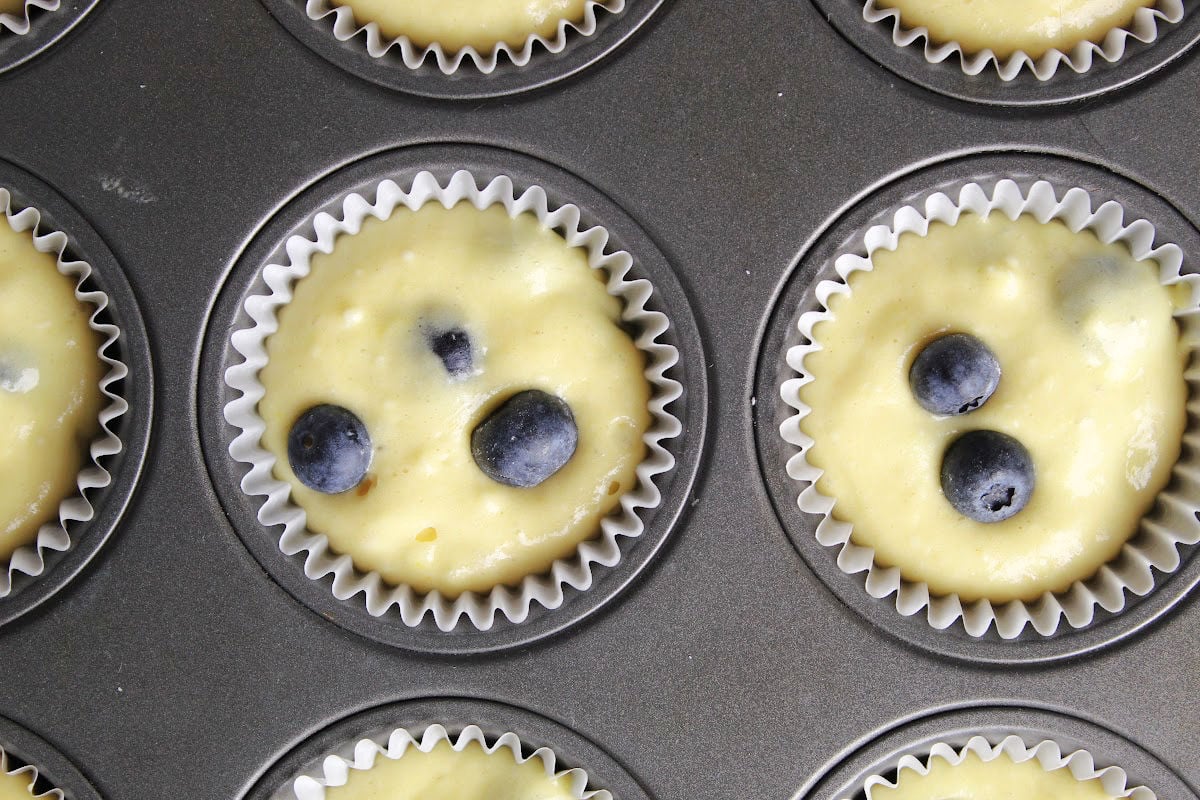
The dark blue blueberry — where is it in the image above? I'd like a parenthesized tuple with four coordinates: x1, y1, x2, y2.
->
(940, 430, 1034, 523)
(471, 390, 578, 488)
(426, 326, 473, 378)
(287, 404, 372, 494)
(909, 333, 1001, 416)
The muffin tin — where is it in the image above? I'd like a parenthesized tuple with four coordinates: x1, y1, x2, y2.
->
(0, 1, 1197, 799)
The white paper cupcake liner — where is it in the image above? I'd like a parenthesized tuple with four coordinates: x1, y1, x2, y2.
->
(0, 187, 129, 599)
(224, 169, 682, 632)
(854, 734, 1155, 800)
(0, 0, 59, 35)
(0, 746, 63, 800)
(276, 723, 611, 800)
(779, 178, 1200, 639)
(304, 0, 625, 74)
(862, 0, 1186, 81)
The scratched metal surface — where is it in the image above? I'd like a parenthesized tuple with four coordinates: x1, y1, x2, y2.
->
(0, 1, 1197, 799)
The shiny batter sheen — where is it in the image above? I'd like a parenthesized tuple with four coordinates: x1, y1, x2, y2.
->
(871, 751, 1115, 800)
(331, 0, 591, 51)
(259, 202, 649, 597)
(872, 0, 1156, 58)
(799, 214, 1188, 603)
(0, 220, 103, 563)
(0, 767, 36, 799)
(323, 741, 577, 800)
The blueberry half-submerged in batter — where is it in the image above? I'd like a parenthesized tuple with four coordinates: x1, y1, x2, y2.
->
(940, 429, 1034, 523)
(471, 390, 579, 488)
(425, 325, 473, 378)
(909, 333, 1001, 416)
(288, 404, 373, 494)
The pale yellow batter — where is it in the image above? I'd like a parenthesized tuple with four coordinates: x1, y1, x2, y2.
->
(0, 219, 103, 564)
(799, 214, 1188, 603)
(323, 740, 577, 800)
(0, 1, 25, 16)
(872, 0, 1156, 58)
(259, 202, 649, 597)
(0, 766, 35, 800)
(331, 0, 591, 51)
(872, 750, 1115, 800)
(0, 775, 32, 800)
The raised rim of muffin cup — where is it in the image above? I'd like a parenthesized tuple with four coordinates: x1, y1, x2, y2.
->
(0, 187, 129, 601)
(280, 723, 610, 800)
(220, 165, 686, 637)
(862, 0, 1186, 82)
(855, 734, 1156, 800)
(303, 0, 625, 75)
(778, 177, 1200, 641)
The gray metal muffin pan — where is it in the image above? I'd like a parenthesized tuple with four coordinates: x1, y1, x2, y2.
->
(0, 1, 1197, 799)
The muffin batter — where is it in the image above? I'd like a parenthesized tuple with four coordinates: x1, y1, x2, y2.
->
(0, 219, 103, 564)
(799, 213, 1188, 603)
(871, 0, 1156, 58)
(871, 750, 1116, 800)
(258, 201, 649, 597)
(0, 2, 24, 17)
(0, 766, 36, 800)
(330, 0, 591, 51)
(322, 740, 577, 800)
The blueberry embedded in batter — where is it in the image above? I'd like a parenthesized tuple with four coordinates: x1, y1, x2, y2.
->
(287, 404, 373, 495)
(471, 389, 579, 489)
(940, 429, 1035, 523)
(909, 333, 1001, 417)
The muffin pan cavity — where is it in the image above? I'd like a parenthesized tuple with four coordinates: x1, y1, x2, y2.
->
(755, 149, 1200, 664)
(0, 158, 152, 630)
(199, 142, 706, 655)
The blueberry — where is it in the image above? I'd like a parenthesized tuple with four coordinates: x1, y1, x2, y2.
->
(471, 390, 578, 488)
(940, 430, 1034, 523)
(287, 404, 372, 494)
(909, 333, 1001, 416)
(425, 326, 473, 378)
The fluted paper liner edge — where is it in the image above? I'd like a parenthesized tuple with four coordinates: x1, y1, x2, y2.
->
(303, 0, 625, 75)
(862, 0, 1185, 81)
(0, 745, 64, 800)
(851, 735, 1155, 800)
(276, 723, 611, 800)
(0, 0, 60, 36)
